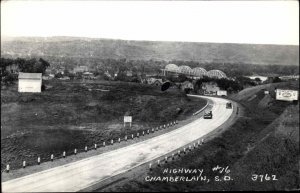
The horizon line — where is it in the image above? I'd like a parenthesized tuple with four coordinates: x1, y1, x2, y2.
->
(1, 35, 299, 47)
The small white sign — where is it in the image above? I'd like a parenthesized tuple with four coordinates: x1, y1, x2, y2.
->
(124, 116, 132, 123)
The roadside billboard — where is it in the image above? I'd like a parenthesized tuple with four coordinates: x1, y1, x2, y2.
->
(276, 89, 298, 101)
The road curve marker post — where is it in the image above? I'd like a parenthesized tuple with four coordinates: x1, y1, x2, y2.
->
(38, 157, 41, 164)
(85, 146, 88, 152)
(51, 154, 54, 161)
(157, 160, 160, 167)
(103, 141, 106, 147)
(125, 135, 127, 141)
(149, 163, 152, 171)
(165, 156, 168, 163)
(178, 150, 181, 157)
(94, 144, 97, 149)
(63, 151, 66, 158)
(6, 164, 9, 173)
(74, 148, 77, 155)
(118, 138, 121, 143)
(111, 139, 114, 145)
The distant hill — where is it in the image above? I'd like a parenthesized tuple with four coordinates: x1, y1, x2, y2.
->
(1, 36, 299, 66)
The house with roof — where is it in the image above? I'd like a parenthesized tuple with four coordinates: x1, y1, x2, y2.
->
(18, 72, 42, 93)
(202, 82, 220, 95)
(73, 66, 89, 73)
(181, 81, 194, 91)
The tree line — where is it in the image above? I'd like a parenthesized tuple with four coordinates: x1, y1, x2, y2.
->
(1, 57, 50, 85)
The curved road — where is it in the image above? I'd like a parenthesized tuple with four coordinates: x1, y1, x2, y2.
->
(2, 96, 234, 192)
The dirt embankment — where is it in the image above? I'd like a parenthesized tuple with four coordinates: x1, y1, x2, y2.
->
(1, 80, 207, 171)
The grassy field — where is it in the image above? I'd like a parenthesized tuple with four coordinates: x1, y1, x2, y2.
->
(97, 81, 299, 191)
(1, 80, 207, 171)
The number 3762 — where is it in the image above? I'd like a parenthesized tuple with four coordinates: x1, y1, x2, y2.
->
(251, 174, 278, 182)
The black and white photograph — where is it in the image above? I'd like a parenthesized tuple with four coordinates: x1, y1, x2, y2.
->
(1, 0, 299, 192)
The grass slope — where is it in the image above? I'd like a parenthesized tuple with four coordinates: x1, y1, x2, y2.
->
(1, 80, 207, 171)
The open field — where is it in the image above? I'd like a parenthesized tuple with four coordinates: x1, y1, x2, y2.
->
(1, 80, 207, 171)
(95, 81, 299, 191)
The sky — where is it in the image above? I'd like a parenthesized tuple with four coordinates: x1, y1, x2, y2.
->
(1, 0, 299, 45)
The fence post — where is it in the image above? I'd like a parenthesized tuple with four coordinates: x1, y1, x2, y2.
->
(6, 164, 9, 173)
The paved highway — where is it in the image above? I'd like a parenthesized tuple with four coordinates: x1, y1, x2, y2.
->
(2, 96, 234, 192)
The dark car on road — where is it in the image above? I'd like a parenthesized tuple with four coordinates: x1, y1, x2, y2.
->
(204, 111, 213, 119)
(226, 102, 232, 109)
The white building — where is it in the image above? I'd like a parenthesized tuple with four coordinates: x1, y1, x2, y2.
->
(18, 72, 42, 93)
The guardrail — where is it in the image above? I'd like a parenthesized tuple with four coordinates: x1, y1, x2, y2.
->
(3, 120, 179, 173)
